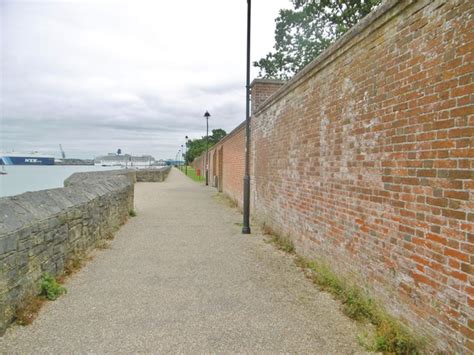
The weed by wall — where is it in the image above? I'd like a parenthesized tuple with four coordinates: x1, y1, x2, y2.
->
(265, 231, 426, 354)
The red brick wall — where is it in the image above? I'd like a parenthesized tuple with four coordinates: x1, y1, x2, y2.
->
(221, 126, 245, 205)
(192, 79, 284, 206)
(251, 79, 285, 115)
(251, 0, 473, 352)
(192, 1, 472, 350)
(200, 123, 246, 207)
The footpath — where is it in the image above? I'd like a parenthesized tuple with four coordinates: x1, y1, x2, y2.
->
(0, 168, 364, 353)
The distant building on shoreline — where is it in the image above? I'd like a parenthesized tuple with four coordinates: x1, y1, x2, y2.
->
(94, 153, 156, 168)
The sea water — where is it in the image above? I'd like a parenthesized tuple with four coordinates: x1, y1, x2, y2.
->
(0, 165, 117, 197)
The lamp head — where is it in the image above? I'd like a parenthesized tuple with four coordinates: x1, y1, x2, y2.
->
(204, 111, 211, 118)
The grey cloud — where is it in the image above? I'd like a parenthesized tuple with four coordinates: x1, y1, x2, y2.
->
(1, 0, 291, 159)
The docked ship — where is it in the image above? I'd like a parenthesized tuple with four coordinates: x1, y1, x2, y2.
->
(94, 153, 155, 168)
(0, 152, 55, 165)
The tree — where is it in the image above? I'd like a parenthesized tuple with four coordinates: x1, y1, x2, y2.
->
(209, 129, 227, 145)
(185, 129, 227, 163)
(254, 0, 382, 80)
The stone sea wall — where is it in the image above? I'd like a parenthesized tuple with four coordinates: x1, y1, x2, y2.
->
(136, 168, 171, 182)
(0, 167, 170, 334)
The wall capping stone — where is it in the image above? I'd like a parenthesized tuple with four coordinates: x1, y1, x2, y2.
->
(250, 79, 286, 87)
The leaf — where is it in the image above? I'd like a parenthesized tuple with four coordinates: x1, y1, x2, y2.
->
(254, 0, 382, 79)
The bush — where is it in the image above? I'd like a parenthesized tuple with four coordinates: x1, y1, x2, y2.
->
(41, 273, 67, 301)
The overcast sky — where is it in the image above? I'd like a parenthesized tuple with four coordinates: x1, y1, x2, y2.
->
(1, 0, 291, 159)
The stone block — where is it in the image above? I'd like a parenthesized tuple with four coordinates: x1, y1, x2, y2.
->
(0, 234, 17, 254)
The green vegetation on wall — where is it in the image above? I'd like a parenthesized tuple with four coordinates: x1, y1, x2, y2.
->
(255, 0, 382, 79)
(185, 128, 227, 163)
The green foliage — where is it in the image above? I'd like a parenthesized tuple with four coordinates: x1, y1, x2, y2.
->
(209, 128, 227, 145)
(182, 167, 204, 183)
(186, 138, 207, 163)
(373, 316, 424, 354)
(255, 0, 382, 79)
(267, 233, 295, 254)
(294, 256, 425, 354)
(185, 129, 227, 163)
(129, 209, 137, 217)
(41, 273, 67, 301)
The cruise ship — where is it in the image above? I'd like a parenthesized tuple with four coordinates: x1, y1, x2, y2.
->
(0, 152, 55, 165)
(94, 153, 155, 168)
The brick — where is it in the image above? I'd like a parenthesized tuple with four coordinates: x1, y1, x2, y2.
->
(448, 170, 472, 179)
(431, 140, 455, 149)
(444, 248, 469, 262)
(451, 106, 474, 117)
(426, 233, 447, 245)
(427, 197, 448, 208)
(444, 190, 469, 200)
(442, 209, 466, 220)
(461, 263, 473, 275)
(451, 83, 474, 97)
(417, 169, 437, 177)
(451, 270, 468, 282)
(448, 127, 474, 138)
(193, 2, 474, 353)
(412, 272, 438, 288)
(467, 340, 474, 352)
(460, 325, 474, 339)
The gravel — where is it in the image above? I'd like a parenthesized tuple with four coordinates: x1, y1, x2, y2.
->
(1, 168, 366, 354)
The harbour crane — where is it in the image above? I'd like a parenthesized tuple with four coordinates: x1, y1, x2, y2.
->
(59, 144, 66, 159)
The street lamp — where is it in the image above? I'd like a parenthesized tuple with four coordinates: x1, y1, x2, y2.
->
(181, 144, 184, 171)
(176, 149, 180, 168)
(185, 135, 189, 175)
(204, 111, 211, 186)
(242, 0, 251, 234)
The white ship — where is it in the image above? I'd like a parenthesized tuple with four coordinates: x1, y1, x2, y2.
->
(94, 153, 155, 168)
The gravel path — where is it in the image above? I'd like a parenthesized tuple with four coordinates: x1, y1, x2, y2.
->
(1, 168, 365, 353)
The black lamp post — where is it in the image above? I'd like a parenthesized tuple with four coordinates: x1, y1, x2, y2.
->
(185, 135, 189, 175)
(242, 0, 251, 234)
(204, 111, 211, 186)
(180, 144, 184, 171)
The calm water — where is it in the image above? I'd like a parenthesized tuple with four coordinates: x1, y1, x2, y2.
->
(0, 165, 117, 197)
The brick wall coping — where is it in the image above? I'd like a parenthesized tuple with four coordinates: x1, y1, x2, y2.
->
(250, 79, 286, 87)
(253, 0, 414, 116)
(212, 121, 246, 148)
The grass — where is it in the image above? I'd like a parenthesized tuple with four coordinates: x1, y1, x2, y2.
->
(15, 273, 67, 326)
(15, 296, 45, 326)
(106, 232, 115, 240)
(96, 239, 111, 250)
(15, 244, 107, 327)
(262, 224, 295, 254)
(267, 233, 295, 254)
(264, 227, 425, 354)
(213, 192, 239, 209)
(182, 166, 204, 183)
(64, 255, 85, 277)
